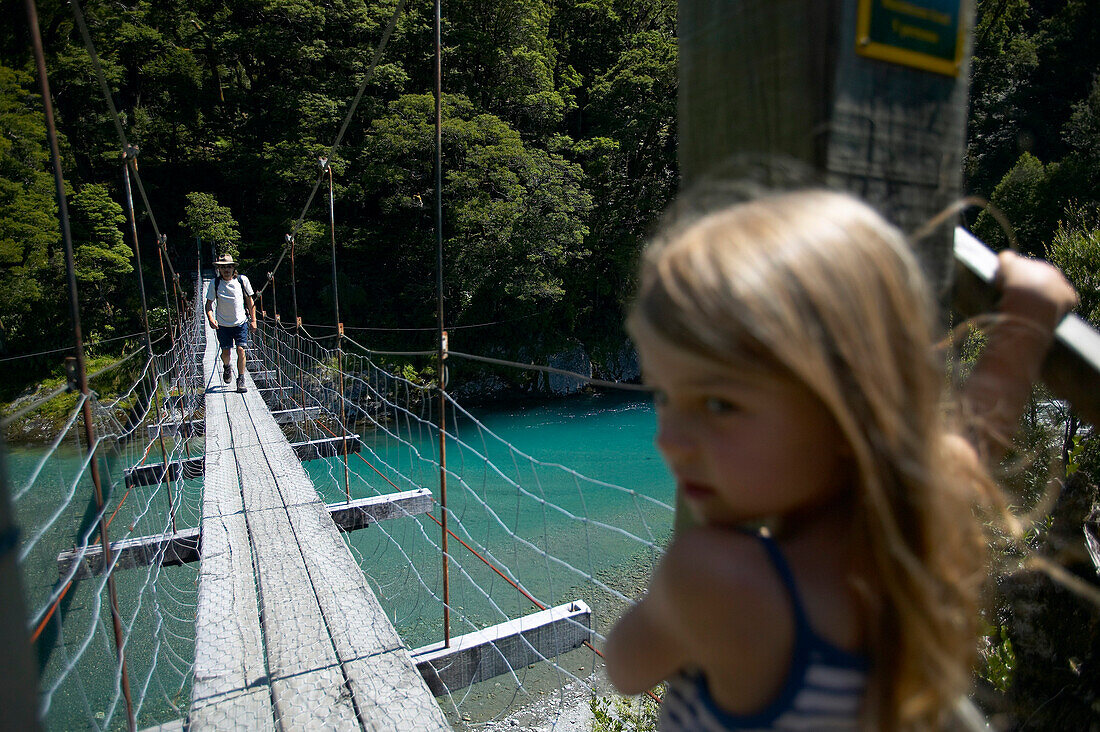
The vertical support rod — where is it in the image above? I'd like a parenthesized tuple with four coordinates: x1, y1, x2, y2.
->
(288, 235, 305, 409)
(25, 2, 136, 727)
(434, 0, 450, 648)
(156, 239, 176, 353)
(338, 327, 350, 503)
(289, 234, 300, 331)
(270, 273, 279, 322)
(324, 161, 351, 503)
(123, 161, 175, 532)
(326, 162, 340, 328)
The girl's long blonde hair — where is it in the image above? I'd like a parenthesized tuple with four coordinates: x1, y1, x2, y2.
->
(630, 189, 994, 730)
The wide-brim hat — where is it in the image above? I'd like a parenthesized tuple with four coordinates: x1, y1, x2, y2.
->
(214, 254, 236, 266)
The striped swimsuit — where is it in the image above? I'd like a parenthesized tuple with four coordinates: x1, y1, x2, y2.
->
(659, 533, 868, 731)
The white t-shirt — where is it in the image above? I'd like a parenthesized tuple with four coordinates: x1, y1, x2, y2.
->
(206, 275, 254, 326)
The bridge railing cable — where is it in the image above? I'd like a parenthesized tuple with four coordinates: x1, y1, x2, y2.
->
(247, 320, 673, 724)
(8, 279, 204, 730)
(6, 242, 204, 732)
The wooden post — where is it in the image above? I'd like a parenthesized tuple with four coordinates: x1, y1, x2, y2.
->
(678, 0, 973, 294)
(677, 0, 975, 532)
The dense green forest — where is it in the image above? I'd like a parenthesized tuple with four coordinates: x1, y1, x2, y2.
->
(1, 0, 1098, 381)
(0, 0, 1097, 378)
(1, 0, 1099, 725)
(0, 0, 677, 392)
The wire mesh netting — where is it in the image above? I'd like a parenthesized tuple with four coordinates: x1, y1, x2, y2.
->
(6, 277, 674, 729)
(251, 319, 676, 728)
(9, 0, 677, 723)
(9, 281, 206, 730)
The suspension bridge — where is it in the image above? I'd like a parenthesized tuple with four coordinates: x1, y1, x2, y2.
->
(6, 0, 1100, 729)
(4, 0, 646, 723)
(34, 276, 608, 730)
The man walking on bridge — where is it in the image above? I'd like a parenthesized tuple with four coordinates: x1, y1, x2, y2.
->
(205, 254, 256, 393)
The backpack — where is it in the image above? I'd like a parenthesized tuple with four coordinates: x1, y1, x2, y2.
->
(211, 274, 253, 300)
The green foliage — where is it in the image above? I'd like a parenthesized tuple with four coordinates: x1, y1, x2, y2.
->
(971, 152, 1050, 255)
(0, 0, 686, 369)
(356, 92, 591, 326)
(0, 65, 62, 356)
(69, 183, 132, 336)
(589, 690, 661, 732)
(944, 321, 987, 387)
(1046, 205, 1100, 325)
(967, 0, 1100, 261)
(182, 191, 240, 259)
(1064, 75, 1100, 166)
(978, 623, 1016, 693)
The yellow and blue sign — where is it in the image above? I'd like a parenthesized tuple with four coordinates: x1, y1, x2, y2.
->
(856, 0, 965, 76)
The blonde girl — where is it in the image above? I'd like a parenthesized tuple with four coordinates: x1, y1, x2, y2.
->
(604, 190, 1077, 730)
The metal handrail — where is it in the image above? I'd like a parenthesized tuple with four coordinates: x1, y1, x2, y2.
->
(953, 227, 1100, 427)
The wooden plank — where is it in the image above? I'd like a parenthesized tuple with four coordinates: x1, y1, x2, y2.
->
(139, 719, 186, 732)
(226, 389, 360, 726)
(56, 489, 432, 578)
(146, 420, 204, 439)
(245, 505, 360, 728)
(344, 653, 453, 729)
(124, 457, 204, 488)
(243, 387, 447, 730)
(190, 440, 271, 727)
(57, 527, 200, 580)
(282, 499, 449, 730)
(328, 489, 433, 532)
(189, 689, 273, 732)
(121, 434, 361, 489)
(271, 407, 321, 425)
(190, 310, 272, 729)
(292, 434, 362, 461)
(411, 601, 592, 697)
(191, 308, 446, 728)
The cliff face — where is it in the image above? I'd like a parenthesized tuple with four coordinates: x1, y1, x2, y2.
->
(451, 342, 641, 402)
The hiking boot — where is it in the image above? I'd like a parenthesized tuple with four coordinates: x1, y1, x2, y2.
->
(236, 375, 247, 393)
(222, 363, 232, 383)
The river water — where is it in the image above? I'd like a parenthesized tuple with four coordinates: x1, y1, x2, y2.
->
(5, 391, 673, 730)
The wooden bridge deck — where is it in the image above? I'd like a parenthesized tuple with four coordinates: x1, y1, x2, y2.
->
(189, 310, 449, 730)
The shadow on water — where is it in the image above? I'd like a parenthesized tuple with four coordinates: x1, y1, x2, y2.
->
(35, 455, 115, 675)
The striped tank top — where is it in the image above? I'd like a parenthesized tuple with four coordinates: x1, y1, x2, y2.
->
(658, 533, 868, 731)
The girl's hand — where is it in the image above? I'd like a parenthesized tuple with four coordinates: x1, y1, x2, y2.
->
(961, 252, 1077, 459)
(994, 250, 1077, 333)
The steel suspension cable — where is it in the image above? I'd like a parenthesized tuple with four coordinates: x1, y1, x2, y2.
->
(26, 2, 135, 725)
(123, 157, 176, 532)
(319, 158, 351, 502)
(255, 0, 409, 298)
(268, 333, 662, 702)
